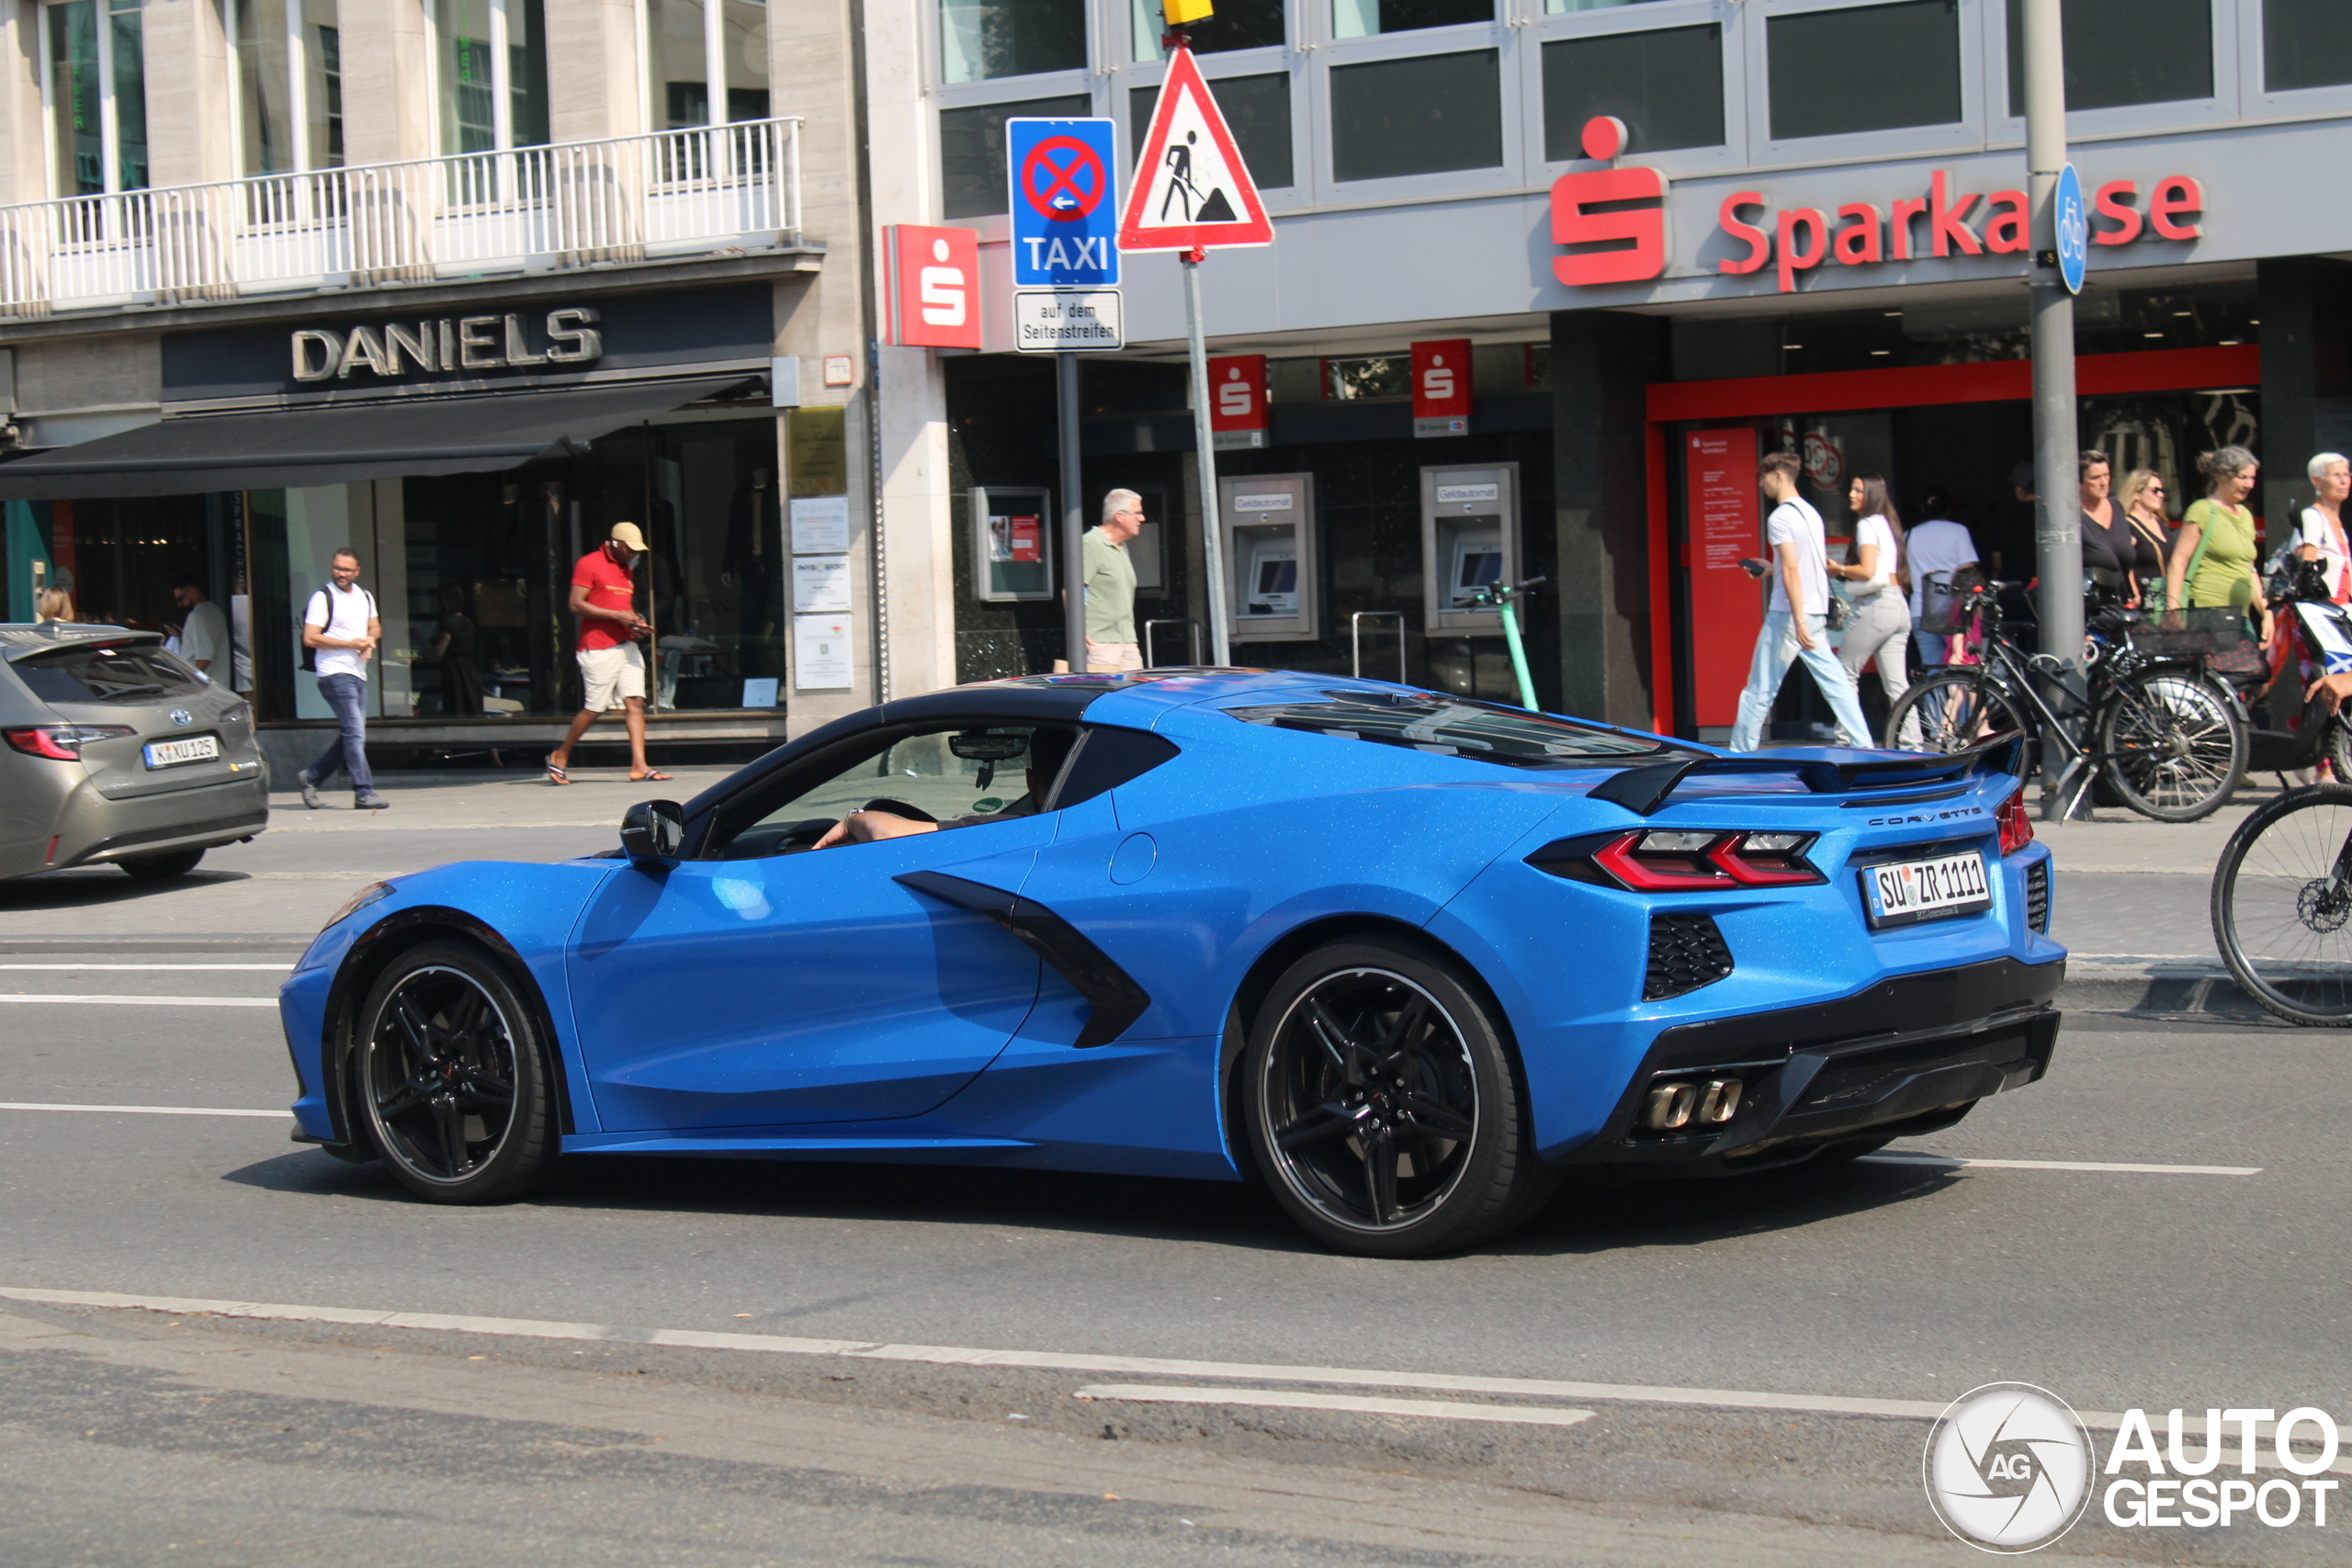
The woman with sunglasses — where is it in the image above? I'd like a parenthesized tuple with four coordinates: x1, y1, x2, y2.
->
(2119, 468, 2172, 607)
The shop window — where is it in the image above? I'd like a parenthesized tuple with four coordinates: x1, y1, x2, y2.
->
(1333, 0, 1492, 39)
(1132, 0, 1282, 61)
(940, 94, 1090, 217)
(1325, 355, 1410, 399)
(232, 0, 343, 175)
(646, 0, 772, 130)
(43, 0, 148, 197)
(2002, 0, 2211, 113)
(434, 0, 548, 156)
(1542, 23, 1722, 159)
(1130, 73, 1292, 189)
(1766, 0, 1960, 142)
(2262, 0, 2352, 93)
(1329, 50, 1502, 182)
(941, 0, 1086, 85)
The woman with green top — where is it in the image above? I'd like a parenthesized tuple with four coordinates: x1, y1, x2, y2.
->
(2163, 444, 2273, 645)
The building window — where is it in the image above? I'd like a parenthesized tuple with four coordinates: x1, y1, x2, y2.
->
(941, 0, 1086, 85)
(1542, 24, 1722, 159)
(1544, 0, 1666, 11)
(435, 0, 549, 155)
(646, 0, 771, 130)
(1131, 0, 1283, 62)
(1766, 0, 1961, 141)
(2266, 0, 2352, 91)
(1330, 50, 1501, 181)
(1333, 0, 1491, 39)
(43, 0, 148, 196)
(2003, 0, 2211, 112)
(940, 93, 1091, 217)
(1130, 73, 1292, 189)
(232, 0, 344, 175)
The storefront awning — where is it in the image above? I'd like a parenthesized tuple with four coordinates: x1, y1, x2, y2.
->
(0, 374, 759, 501)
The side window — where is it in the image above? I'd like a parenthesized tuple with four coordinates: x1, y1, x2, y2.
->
(715, 723, 1080, 859)
(1053, 724, 1180, 807)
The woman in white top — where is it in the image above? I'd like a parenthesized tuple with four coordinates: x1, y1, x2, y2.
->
(2293, 451, 2352, 604)
(1829, 473, 1915, 747)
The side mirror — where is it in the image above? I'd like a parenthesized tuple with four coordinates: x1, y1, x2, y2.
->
(619, 799, 684, 866)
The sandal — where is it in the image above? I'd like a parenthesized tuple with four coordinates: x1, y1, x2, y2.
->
(546, 756, 571, 785)
(630, 768, 674, 783)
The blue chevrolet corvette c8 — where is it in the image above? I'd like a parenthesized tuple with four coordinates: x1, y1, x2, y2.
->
(279, 669, 2064, 1257)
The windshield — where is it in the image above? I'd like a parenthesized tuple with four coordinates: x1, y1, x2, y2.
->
(1225, 690, 1690, 770)
(12, 643, 209, 705)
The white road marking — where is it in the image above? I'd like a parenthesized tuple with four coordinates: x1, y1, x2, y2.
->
(1862, 1154, 2262, 1177)
(0, 964, 291, 972)
(0, 995, 278, 1008)
(0, 1103, 285, 1119)
(1074, 1384, 1596, 1427)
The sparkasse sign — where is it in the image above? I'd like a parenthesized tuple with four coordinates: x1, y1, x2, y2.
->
(1548, 117, 2205, 296)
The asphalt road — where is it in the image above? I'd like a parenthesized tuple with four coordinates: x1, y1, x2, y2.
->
(2, 798, 2347, 1566)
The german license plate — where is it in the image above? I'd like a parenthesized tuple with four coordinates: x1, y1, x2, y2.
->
(1860, 850, 1991, 929)
(142, 734, 220, 769)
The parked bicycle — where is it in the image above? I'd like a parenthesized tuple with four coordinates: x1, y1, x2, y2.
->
(2211, 783, 2352, 1024)
(1882, 576, 2247, 822)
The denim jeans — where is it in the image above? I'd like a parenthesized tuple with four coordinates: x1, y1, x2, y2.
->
(309, 672, 374, 792)
(1727, 611, 1873, 752)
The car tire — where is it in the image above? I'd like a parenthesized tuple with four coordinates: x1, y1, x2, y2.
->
(119, 849, 205, 880)
(1242, 936, 1557, 1258)
(352, 940, 561, 1203)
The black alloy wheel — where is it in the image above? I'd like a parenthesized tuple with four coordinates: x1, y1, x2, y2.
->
(355, 942, 560, 1201)
(1243, 937, 1556, 1258)
(119, 848, 205, 880)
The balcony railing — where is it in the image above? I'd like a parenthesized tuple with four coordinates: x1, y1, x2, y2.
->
(0, 118, 806, 316)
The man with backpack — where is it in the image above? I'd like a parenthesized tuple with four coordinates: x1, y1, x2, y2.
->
(1904, 498, 1981, 669)
(295, 547, 389, 810)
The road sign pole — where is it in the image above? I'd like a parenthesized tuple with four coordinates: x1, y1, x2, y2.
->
(1058, 349, 1088, 673)
(2023, 0, 2083, 819)
(1184, 252, 1229, 666)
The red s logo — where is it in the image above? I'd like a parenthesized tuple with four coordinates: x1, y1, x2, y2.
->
(1550, 117, 1667, 288)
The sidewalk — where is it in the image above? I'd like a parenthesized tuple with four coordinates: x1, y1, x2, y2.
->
(261, 763, 741, 831)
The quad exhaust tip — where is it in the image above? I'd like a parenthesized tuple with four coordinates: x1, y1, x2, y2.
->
(1642, 1077, 1742, 1131)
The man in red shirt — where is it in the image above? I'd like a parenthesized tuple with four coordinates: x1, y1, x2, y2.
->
(548, 522, 672, 784)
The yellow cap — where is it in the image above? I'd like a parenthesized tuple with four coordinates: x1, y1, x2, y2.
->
(608, 521, 648, 552)
(1162, 0, 1213, 26)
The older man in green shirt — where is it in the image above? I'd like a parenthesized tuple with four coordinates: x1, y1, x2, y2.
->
(1081, 489, 1146, 672)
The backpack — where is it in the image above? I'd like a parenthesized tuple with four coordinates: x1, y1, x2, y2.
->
(300, 585, 376, 674)
(1917, 570, 1965, 636)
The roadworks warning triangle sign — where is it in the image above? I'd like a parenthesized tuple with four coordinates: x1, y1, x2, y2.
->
(1118, 45, 1273, 253)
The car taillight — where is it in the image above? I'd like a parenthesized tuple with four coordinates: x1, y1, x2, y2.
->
(1583, 829, 1826, 891)
(4, 725, 133, 761)
(1997, 788, 2034, 855)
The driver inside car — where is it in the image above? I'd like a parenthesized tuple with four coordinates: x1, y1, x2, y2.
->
(813, 726, 1079, 848)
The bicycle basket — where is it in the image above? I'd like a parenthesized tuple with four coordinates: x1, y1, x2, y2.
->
(1917, 572, 1967, 635)
(2128, 606, 2256, 660)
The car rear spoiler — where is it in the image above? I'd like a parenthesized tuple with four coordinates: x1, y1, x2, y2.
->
(1588, 733, 2028, 817)
(1, 624, 162, 660)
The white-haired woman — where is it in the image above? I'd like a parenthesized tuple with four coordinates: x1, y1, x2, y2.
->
(2292, 452, 2352, 604)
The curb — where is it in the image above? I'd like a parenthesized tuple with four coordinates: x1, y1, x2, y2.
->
(2058, 961, 2272, 1021)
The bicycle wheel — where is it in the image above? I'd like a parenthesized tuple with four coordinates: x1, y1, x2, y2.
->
(2098, 669, 2245, 822)
(1884, 669, 2033, 764)
(2211, 784, 2352, 1025)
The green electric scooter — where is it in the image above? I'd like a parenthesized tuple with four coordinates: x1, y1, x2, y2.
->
(1464, 575, 1546, 711)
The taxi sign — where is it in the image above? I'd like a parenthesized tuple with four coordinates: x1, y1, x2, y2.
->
(1008, 118, 1121, 287)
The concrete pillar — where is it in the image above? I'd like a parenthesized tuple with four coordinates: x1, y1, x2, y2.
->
(340, 0, 435, 165)
(544, 0, 642, 143)
(0, 0, 48, 207)
(141, 0, 237, 188)
(1549, 308, 1669, 728)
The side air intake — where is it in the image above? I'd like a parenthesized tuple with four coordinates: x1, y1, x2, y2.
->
(1644, 912, 1734, 1001)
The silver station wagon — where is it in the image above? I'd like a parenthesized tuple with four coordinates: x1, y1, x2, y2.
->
(1, 624, 267, 881)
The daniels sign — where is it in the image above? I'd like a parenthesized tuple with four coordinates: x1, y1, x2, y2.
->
(1549, 117, 2203, 295)
(290, 307, 604, 382)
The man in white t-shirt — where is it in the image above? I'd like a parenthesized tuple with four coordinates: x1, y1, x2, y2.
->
(171, 576, 230, 679)
(1903, 511, 1980, 667)
(1727, 453, 1874, 751)
(296, 548, 389, 810)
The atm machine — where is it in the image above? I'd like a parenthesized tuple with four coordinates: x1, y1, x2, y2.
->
(1420, 463, 1520, 635)
(970, 485, 1055, 602)
(1218, 472, 1318, 642)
